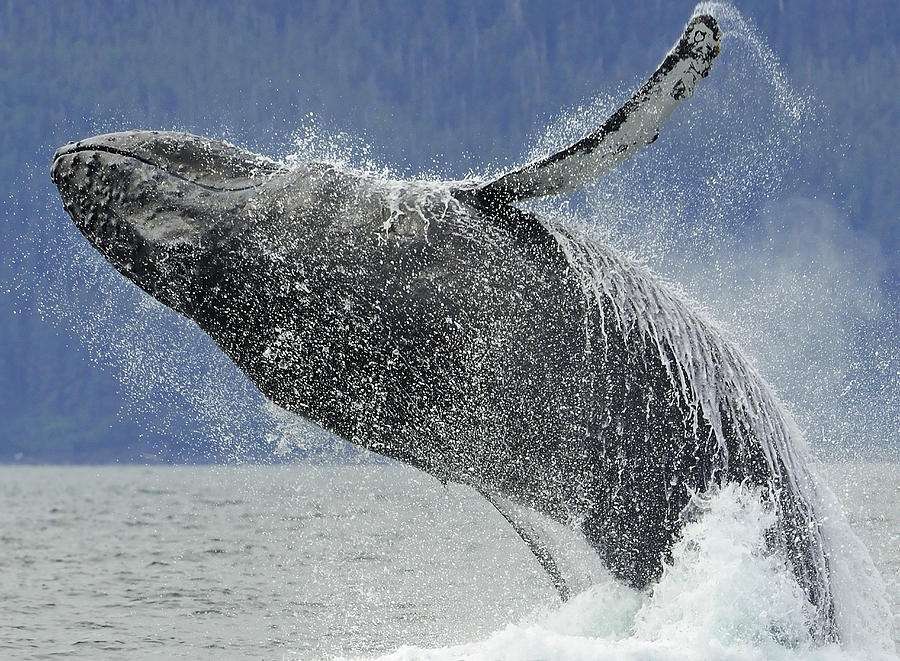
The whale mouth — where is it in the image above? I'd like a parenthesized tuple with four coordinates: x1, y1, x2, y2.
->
(50, 130, 288, 255)
(51, 130, 286, 192)
(50, 130, 291, 315)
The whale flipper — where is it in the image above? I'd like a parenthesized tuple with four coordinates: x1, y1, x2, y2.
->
(481, 490, 571, 601)
(466, 14, 720, 208)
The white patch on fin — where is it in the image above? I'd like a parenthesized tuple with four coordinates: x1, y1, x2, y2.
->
(471, 15, 721, 205)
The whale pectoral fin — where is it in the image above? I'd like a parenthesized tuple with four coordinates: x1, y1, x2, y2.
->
(480, 490, 571, 601)
(468, 14, 721, 207)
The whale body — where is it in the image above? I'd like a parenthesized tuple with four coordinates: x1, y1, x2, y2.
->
(50, 15, 837, 641)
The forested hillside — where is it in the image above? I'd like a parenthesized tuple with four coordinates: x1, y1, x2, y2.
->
(0, 0, 896, 461)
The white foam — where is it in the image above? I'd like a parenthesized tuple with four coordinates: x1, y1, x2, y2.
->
(362, 487, 888, 661)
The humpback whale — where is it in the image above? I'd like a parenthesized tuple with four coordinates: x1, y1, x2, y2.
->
(50, 14, 837, 641)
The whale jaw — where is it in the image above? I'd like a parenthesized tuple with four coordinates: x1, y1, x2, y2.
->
(51, 131, 285, 316)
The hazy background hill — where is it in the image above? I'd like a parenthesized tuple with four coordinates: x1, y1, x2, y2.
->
(0, 0, 896, 462)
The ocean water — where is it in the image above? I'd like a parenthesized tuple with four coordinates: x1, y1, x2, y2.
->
(0, 461, 896, 660)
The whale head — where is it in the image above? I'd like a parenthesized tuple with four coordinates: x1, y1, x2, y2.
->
(51, 131, 286, 316)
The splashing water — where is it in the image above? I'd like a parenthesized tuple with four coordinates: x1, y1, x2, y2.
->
(370, 487, 856, 661)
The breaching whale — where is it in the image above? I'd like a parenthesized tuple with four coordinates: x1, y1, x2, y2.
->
(51, 14, 837, 641)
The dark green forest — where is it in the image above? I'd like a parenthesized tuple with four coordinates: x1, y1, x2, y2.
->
(0, 1, 896, 462)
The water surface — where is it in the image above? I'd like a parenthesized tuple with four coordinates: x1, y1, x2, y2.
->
(1, 462, 895, 659)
